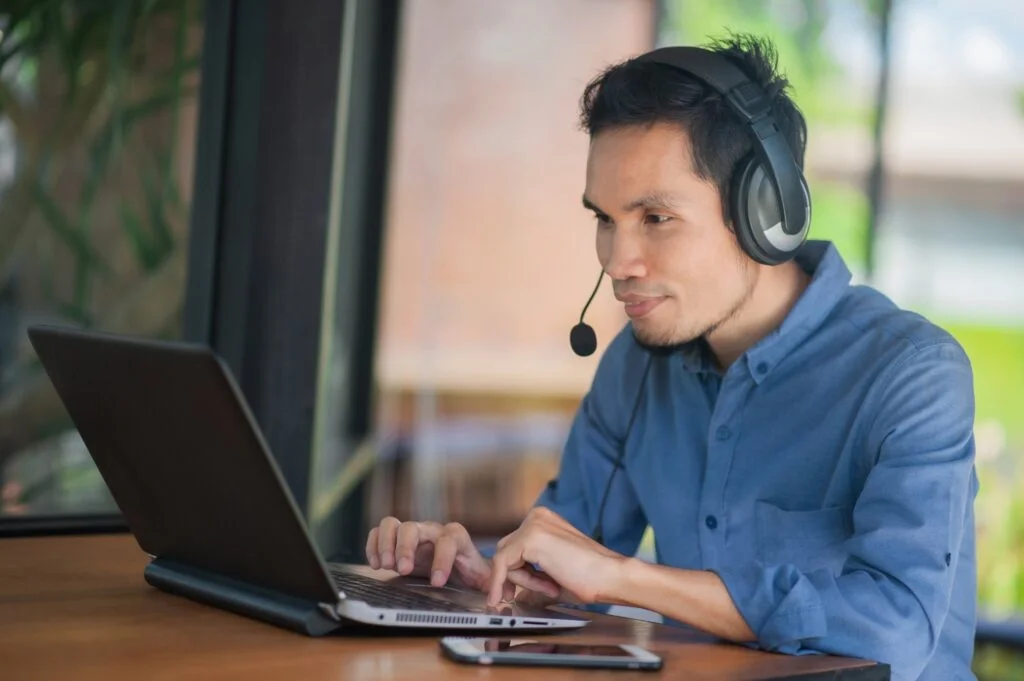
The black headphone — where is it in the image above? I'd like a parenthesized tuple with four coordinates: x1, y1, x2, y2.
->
(637, 46, 812, 266)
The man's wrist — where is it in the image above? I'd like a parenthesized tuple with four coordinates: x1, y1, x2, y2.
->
(599, 554, 648, 606)
(597, 557, 757, 642)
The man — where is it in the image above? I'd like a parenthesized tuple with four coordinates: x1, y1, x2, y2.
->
(366, 34, 977, 681)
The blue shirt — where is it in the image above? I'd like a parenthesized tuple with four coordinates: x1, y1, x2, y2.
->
(535, 240, 978, 681)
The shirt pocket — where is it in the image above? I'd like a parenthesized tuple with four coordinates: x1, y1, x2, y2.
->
(754, 500, 854, 574)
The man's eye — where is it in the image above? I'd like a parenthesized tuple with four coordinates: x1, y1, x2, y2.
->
(593, 212, 611, 226)
(646, 214, 671, 225)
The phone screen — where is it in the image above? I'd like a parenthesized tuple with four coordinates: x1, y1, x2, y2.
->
(470, 639, 633, 657)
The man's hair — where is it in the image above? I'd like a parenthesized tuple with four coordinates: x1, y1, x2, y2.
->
(579, 33, 807, 223)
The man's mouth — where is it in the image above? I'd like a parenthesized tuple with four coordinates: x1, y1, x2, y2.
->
(617, 296, 666, 319)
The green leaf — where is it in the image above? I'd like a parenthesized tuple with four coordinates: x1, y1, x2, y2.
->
(0, 9, 36, 72)
(105, 0, 138, 99)
(50, 2, 78, 103)
(32, 182, 111, 278)
(117, 201, 161, 272)
(84, 86, 195, 208)
(155, 147, 184, 214)
(139, 159, 175, 259)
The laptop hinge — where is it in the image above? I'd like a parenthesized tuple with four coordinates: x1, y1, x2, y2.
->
(318, 602, 342, 622)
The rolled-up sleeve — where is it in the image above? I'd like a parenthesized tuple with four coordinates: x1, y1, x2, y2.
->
(713, 341, 977, 681)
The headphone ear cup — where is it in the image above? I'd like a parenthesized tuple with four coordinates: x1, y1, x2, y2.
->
(730, 156, 807, 266)
(730, 156, 781, 266)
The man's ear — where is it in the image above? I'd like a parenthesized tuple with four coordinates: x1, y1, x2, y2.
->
(724, 214, 737, 234)
(720, 200, 736, 233)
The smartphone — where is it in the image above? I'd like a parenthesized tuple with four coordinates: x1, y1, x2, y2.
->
(440, 636, 663, 670)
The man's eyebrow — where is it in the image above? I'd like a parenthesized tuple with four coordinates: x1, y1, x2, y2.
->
(624, 191, 683, 212)
(581, 195, 605, 214)
(581, 192, 683, 215)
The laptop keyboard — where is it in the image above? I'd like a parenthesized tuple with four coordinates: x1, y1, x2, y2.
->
(327, 566, 486, 613)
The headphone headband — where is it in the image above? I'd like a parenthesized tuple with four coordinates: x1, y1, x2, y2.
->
(636, 46, 809, 238)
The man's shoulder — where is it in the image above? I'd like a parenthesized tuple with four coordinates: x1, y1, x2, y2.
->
(835, 284, 964, 352)
(831, 284, 971, 372)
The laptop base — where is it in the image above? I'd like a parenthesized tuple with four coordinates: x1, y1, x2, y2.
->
(144, 558, 342, 637)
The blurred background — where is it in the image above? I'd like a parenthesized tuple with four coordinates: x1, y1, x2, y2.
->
(0, 0, 1021, 677)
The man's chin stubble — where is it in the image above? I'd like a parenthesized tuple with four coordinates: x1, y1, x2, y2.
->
(631, 323, 699, 350)
(633, 293, 751, 350)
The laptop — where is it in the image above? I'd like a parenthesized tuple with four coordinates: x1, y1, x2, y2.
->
(26, 324, 589, 636)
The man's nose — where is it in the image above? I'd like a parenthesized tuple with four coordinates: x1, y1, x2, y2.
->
(602, 228, 647, 281)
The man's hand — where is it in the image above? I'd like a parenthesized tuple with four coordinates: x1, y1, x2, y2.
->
(365, 517, 491, 590)
(487, 506, 627, 607)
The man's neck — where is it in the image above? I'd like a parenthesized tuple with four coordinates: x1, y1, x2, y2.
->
(706, 260, 811, 370)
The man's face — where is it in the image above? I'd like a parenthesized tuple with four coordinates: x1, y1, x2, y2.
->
(584, 121, 757, 348)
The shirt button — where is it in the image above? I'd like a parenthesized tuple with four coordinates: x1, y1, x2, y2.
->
(715, 425, 732, 441)
(705, 515, 718, 530)
(756, 362, 768, 375)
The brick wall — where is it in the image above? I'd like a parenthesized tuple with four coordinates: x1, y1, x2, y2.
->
(375, 0, 655, 398)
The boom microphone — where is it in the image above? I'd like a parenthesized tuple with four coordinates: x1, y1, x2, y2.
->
(590, 353, 653, 545)
(569, 270, 604, 357)
(564, 269, 661, 547)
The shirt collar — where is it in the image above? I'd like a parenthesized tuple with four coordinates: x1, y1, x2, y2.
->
(744, 240, 852, 383)
(672, 240, 852, 382)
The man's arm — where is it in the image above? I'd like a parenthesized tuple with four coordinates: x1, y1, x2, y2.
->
(605, 341, 977, 680)
(604, 561, 756, 641)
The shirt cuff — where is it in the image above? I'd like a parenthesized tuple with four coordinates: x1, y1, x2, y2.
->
(712, 562, 828, 653)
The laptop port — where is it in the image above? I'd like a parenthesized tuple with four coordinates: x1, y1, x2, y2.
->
(522, 620, 546, 626)
(489, 617, 502, 625)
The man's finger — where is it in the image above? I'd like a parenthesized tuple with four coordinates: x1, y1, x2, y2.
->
(394, 522, 423, 575)
(495, 523, 526, 552)
(488, 556, 509, 606)
(365, 527, 380, 569)
(377, 516, 401, 570)
(502, 580, 516, 603)
(488, 547, 526, 606)
(506, 567, 561, 599)
(453, 552, 490, 591)
(431, 532, 460, 586)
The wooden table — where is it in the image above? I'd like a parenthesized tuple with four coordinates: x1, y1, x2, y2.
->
(0, 534, 889, 680)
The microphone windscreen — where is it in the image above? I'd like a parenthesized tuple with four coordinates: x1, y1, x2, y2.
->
(570, 322, 598, 357)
